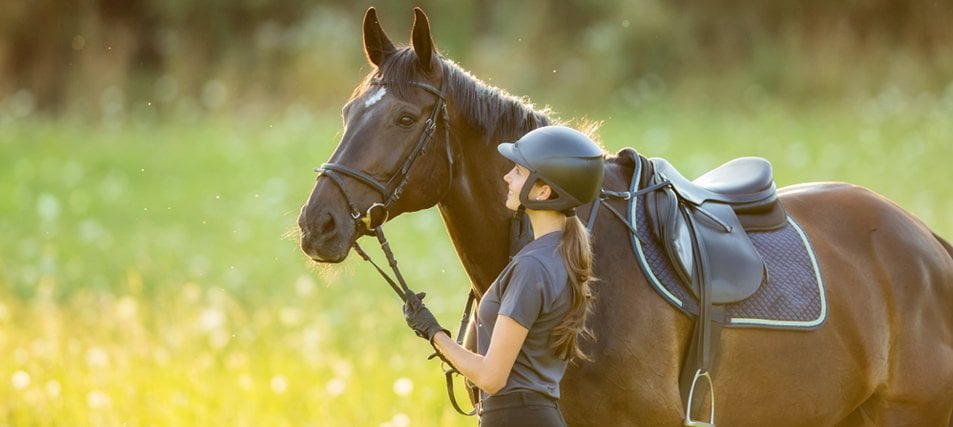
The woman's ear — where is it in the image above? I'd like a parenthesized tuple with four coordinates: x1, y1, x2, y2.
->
(535, 184, 553, 201)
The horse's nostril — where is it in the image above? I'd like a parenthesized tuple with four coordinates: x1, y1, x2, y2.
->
(319, 212, 336, 235)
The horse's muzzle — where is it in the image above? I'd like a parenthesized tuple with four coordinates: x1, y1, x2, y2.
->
(297, 206, 352, 263)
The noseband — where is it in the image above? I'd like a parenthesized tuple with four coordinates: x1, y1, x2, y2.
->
(315, 77, 451, 234)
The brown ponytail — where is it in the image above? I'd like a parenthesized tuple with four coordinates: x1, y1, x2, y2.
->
(551, 215, 595, 361)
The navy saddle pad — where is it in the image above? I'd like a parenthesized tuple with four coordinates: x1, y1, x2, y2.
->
(628, 161, 827, 330)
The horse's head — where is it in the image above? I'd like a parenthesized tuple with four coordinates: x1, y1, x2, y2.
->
(298, 7, 455, 263)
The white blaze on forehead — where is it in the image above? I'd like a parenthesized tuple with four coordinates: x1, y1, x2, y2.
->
(363, 87, 387, 108)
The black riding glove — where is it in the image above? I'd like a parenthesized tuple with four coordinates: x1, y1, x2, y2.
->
(403, 292, 450, 344)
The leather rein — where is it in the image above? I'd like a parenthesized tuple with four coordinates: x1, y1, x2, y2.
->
(315, 76, 452, 301)
(314, 79, 673, 418)
(313, 76, 477, 415)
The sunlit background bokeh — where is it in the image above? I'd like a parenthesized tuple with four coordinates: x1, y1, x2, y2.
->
(2, 1, 952, 426)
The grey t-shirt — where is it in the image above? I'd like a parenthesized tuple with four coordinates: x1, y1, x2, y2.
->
(476, 231, 571, 400)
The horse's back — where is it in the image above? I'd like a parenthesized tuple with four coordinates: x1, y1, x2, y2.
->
(568, 169, 953, 426)
(777, 181, 953, 424)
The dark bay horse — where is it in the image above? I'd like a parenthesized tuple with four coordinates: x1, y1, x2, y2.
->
(297, 7, 953, 426)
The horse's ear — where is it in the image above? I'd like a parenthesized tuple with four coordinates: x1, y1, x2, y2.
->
(363, 7, 395, 68)
(410, 7, 436, 72)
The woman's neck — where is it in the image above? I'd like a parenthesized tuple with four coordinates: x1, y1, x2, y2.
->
(527, 209, 566, 239)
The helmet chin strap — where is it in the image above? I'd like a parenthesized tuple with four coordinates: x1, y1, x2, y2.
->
(519, 171, 574, 212)
(519, 177, 577, 218)
(518, 171, 543, 208)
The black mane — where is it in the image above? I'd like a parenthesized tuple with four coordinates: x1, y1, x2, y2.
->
(351, 47, 553, 142)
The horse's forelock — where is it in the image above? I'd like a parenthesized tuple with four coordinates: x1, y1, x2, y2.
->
(347, 48, 413, 102)
(348, 49, 423, 102)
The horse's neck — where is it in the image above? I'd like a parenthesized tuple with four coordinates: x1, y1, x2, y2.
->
(434, 73, 551, 294)
(437, 130, 514, 295)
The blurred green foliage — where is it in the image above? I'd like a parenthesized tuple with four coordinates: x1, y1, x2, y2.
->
(2, 0, 952, 119)
(1, 2, 952, 425)
(2, 94, 952, 425)
(0, 115, 476, 425)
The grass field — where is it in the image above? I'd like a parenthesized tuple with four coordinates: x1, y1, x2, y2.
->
(1, 92, 952, 426)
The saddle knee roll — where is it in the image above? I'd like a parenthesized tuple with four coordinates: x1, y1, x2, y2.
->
(647, 187, 766, 305)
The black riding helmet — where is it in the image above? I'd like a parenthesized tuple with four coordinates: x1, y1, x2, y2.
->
(498, 126, 605, 213)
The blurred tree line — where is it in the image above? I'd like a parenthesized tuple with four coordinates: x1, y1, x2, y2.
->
(1, 0, 951, 120)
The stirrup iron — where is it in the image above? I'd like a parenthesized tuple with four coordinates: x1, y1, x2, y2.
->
(684, 369, 715, 427)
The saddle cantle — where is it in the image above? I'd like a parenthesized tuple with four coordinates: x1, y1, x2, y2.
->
(645, 157, 787, 304)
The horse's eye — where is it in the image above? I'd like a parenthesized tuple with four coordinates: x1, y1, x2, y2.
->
(397, 115, 417, 127)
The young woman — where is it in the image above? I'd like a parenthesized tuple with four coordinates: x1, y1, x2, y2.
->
(403, 125, 605, 426)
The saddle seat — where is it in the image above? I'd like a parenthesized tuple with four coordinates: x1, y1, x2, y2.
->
(652, 157, 786, 231)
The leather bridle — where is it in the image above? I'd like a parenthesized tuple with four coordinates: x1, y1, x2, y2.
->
(312, 75, 477, 416)
(314, 77, 451, 236)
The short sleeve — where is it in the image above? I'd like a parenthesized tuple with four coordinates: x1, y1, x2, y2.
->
(496, 258, 546, 329)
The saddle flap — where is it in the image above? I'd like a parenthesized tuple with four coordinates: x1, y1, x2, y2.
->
(645, 175, 765, 304)
(691, 202, 765, 303)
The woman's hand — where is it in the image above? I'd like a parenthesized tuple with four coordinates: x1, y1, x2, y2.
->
(402, 292, 450, 343)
